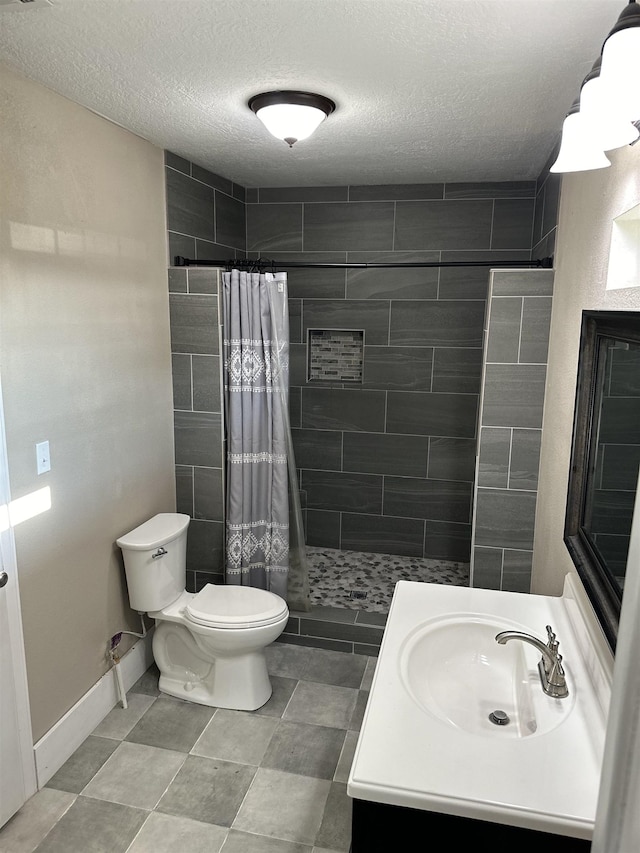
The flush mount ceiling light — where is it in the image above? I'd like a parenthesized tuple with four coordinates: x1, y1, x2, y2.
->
(249, 90, 336, 148)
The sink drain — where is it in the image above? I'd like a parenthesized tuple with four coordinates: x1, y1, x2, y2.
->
(489, 709, 510, 726)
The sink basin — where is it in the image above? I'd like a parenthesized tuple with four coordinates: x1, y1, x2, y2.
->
(399, 614, 575, 738)
(349, 580, 609, 838)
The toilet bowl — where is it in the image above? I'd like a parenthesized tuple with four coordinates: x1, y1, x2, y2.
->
(116, 513, 289, 711)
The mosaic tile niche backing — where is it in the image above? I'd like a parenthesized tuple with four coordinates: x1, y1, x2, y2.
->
(308, 328, 364, 382)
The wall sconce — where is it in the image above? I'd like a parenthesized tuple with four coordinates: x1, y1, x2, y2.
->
(551, 0, 640, 173)
(249, 90, 336, 148)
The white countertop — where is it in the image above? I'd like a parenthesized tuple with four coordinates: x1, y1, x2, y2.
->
(347, 580, 611, 839)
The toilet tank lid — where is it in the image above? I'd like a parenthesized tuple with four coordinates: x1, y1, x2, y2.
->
(116, 513, 190, 550)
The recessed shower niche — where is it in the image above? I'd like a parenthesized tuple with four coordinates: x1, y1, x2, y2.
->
(307, 328, 364, 383)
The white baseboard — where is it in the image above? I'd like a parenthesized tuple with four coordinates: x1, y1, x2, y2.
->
(33, 630, 154, 788)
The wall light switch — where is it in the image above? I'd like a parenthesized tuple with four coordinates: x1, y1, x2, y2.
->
(36, 441, 51, 475)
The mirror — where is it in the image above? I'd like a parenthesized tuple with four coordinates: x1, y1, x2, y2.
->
(565, 310, 640, 653)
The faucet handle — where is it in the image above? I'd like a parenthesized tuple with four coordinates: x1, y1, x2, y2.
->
(545, 625, 558, 651)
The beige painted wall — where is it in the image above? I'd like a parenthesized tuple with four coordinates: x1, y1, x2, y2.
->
(532, 142, 640, 596)
(0, 64, 175, 741)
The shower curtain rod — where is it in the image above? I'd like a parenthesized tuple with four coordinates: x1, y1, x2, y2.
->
(174, 255, 553, 270)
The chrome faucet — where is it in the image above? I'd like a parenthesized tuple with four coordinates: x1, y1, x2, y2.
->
(495, 624, 569, 699)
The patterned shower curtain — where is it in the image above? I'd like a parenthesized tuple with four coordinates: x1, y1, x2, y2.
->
(222, 269, 290, 599)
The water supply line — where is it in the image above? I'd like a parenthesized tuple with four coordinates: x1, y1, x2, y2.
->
(107, 614, 148, 709)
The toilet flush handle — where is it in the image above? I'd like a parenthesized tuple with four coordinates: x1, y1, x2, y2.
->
(152, 547, 168, 559)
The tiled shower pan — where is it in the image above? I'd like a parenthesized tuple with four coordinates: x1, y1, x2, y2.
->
(281, 546, 470, 655)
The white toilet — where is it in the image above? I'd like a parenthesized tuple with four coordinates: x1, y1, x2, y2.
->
(116, 512, 289, 711)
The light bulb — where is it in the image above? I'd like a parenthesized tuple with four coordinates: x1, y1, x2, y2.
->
(550, 111, 611, 174)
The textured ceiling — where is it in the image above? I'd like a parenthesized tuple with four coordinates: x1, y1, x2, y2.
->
(0, 0, 629, 187)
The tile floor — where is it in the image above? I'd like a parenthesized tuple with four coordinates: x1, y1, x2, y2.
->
(307, 546, 470, 613)
(0, 642, 376, 853)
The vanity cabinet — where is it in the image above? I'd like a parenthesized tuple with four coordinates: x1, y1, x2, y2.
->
(351, 798, 591, 852)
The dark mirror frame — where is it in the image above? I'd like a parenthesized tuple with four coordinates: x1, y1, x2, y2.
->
(564, 310, 640, 654)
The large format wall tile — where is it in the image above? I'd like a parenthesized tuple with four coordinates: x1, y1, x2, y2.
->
(169, 294, 219, 355)
(471, 546, 503, 589)
(491, 269, 554, 297)
(246, 204, 303, 252)
(302, 388, 386, 432)
(431, 348, 483, 393)
(508, 429, 542, 490)
(438, 250, 530, 298)
(425, 520, 471, 562)
(257, 186, 348, 203)
(394, 200, 493, 250)
(345, 251, 439, 299)
(386, 391, 478, 438)
(306, 509, 341, 548)
(390, 300, 485, 347)
(193, 467, 224, 521)
(287, 259, 347, 299)
(342, 432, 430, 477)
(519, 297, 553, 363)
(502, 549, 534, 593)
(174, 411, 222, 468)
(302, 300, 391, 346)
(192, 355, 221, 412)
(427, 437, 477, 482)
(481, 364, 547, 429)
(383, 477, 472, 523)
(292, 429, 343, 471)
(477, 427, 511, 488)
(187, 519, 225, 576)
(362, 346, 433, 392)
(303, 202, 395, 251)
(216, 193, 245, 251)
(444, 181, 535, 199)
(490, 198, 535, 249)
(341, 513, 424, 557)
(172, 354, 191, 410)
(471, 268, 554, 592)
(485, 298, 522, 363)
(166, 208, 225, 588)
(349, 184, 444, 201)
(169, 232, 196, 266)
(302, 470, 383, 515)
(474, 487, 537, 550)
(166, 168, 214, 241)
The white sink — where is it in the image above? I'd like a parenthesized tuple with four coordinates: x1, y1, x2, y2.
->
(399, 614, 574, 738)
(347, 579, 613, 840)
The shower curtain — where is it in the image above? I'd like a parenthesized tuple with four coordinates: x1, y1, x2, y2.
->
(222, 269, 310, 610)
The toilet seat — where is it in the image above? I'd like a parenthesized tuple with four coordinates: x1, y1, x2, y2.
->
(185, 584, 288, 630)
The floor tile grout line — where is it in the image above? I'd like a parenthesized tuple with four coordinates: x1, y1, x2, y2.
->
(23, 650, 365, 852)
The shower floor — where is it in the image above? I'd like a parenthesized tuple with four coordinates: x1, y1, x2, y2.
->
(306, 546, 470, 614)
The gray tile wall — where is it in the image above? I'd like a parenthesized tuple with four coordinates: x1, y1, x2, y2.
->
(471, 269, 554, 592)
(166, 151, 246, 266)
(170, 265, 225, 591)
(246, 183, 536, 561)
(165, 152, 551, 581)
(166, 153, 236, 590)
(532, 139, 561, 263)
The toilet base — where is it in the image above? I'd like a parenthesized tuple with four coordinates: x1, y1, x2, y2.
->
(152, 619, 274, 711)
(156, 653, 273, 710)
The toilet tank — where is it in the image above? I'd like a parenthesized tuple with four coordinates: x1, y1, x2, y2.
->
(116, 513, 190, 612)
